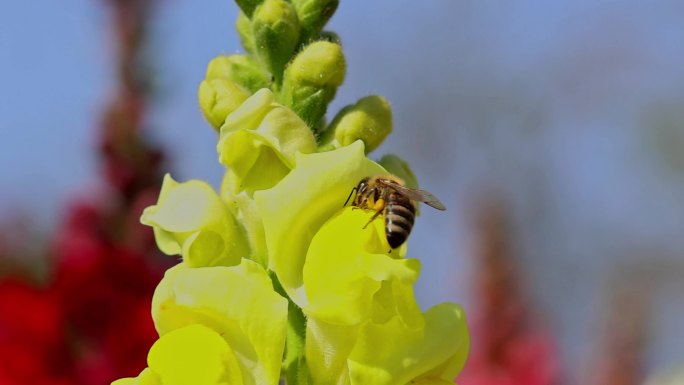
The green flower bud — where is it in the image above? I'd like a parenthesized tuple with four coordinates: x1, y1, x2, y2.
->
(319, 95, 392, 153)
(205, 55, 270, 93)
(252, 0, 300, 82)
(198, 78, 250, 130)
(378, 154, 418, 189)
(287, 41, 345, 87)
(292, 0, 339, 41)
(235, 11, 256, 54)
(234, 0, 264, 18)
(280, 41, 346, 128)
(199, 55, 269, 130)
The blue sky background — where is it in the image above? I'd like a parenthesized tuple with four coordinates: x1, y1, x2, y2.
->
(3, 0, 684, 382)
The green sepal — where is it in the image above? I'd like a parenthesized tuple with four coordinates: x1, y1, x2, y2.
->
(319, 30, 341, 44)
(292, 0, 339, 42)
(236, 11, 256, 55)
(270, 272, 310, 385)
(282, 85, 337, 131)
(280, 41, 345, 129)
(378, 154, 418, 189)
(252, 0, 301, 83)
(235, 0, 264, 18)
(284, 301, 310, 385)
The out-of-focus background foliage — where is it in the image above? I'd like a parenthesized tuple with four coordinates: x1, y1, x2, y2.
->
(2, 1, 684, 384)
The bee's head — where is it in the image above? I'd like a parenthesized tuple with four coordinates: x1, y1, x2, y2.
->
(357, 177, 370, 194)
(345, 177, 371, 207)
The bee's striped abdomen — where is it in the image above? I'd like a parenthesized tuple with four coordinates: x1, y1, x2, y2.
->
(384, 192, 416, 248)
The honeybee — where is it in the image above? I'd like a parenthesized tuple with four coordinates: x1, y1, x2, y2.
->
(345, 175, 446, 249)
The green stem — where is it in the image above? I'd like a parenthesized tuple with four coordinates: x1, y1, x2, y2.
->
(284, 301, 309, 385)
(270, 272, 310, 385)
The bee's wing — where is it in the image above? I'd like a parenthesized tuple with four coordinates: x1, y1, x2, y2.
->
(377, 179, 447, 211)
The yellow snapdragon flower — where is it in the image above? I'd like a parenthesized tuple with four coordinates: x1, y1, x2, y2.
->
(117, 259, 288, 385)
(152, 260, 288, 385)
(141, 174, 249, 267)
(113, 325, 243, 385)
(217, 88, 317, 195)
(254, 140, 385, 306)
(253, 139, 469, 385)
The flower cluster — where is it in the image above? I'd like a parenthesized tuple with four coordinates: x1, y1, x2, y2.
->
(114, 1, 469, 384)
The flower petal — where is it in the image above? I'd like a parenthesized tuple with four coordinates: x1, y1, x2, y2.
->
(348, 303, 470, 385)
(141, 174, 249, 267)
(111, 368, 160, 385)
(254, 140, 385, 306)
(217, 88, 316, 195)
(220, 178, 269, 268)
(151, 261, 288, 385)
(305, 318, 358, 385)
(220, 131, 293, 194)
(303, 207, 421, 326)
(148, 325, 243, 385)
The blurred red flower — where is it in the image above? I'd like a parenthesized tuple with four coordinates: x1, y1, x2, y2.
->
(0, 0, 165, 383)
(0, 278, 70, 384)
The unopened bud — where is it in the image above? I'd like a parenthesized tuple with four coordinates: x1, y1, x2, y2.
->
(252, 0, 300, 81)
(286, 40, 345, 87)
(280, 41, 345, 127)
(320, 95, 392, 153)
(205, 55, 270, 93)
(292, 0, 339, 41)
(198, 78, 251, 130)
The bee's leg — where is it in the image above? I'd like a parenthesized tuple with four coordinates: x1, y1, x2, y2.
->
(362, 199, 385, 229)
(372, 198, 386, 212)
(352, 194, 368, 211)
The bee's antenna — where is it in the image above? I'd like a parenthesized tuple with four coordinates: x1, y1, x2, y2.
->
(343, 187, 357, 207)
